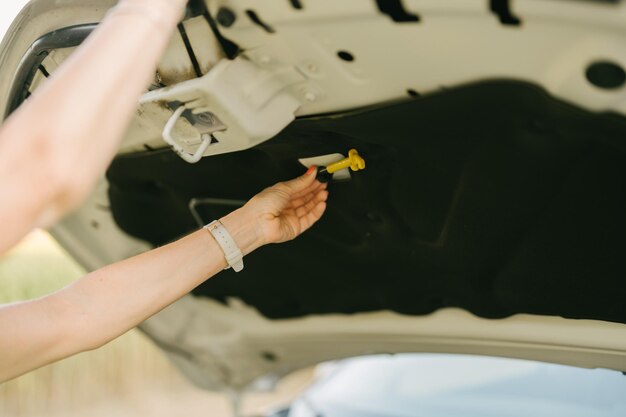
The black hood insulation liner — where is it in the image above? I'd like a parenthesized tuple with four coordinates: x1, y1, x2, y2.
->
(107, 80, 626, 323)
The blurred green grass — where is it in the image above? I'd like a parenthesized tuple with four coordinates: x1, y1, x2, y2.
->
(0, 231, 84, 302)
(0, 232, 190, 417)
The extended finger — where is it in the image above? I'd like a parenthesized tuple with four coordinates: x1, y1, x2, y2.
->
(289, 186, 322, 209)
(279, 167, 318, 195)
(296, 190, 329, 218)
(289, 183, 327, 208)
(291, 178, 326, 200)
(298, 201, 327, 233)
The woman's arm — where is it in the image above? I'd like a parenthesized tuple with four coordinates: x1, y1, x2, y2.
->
(0, 0, 190, 254)
(0, 169, 328, 382)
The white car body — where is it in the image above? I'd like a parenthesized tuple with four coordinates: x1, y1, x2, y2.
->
(2, 0, 626, 393)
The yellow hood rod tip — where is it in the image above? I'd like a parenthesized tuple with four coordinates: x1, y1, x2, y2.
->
(316, 149, 366, 183)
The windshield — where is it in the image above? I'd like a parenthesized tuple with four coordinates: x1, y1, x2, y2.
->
(308, 354, 626, 417)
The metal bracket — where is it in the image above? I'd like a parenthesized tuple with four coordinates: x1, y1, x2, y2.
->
(162, 105, 227, 163)
(141, 56, 308, 162)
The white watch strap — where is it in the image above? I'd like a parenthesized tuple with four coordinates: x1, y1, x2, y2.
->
(204, 220, 244, 272)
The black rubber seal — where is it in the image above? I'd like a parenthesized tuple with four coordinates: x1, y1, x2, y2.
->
(4, 23, 97, 118)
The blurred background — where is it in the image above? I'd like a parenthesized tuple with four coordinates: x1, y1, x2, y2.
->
(0, 231, 312, 417)
(0, 2, 311, 416)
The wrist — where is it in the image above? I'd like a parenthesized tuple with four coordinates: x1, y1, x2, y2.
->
(219, 208, 265, 257)
(115, 0, 187, 28)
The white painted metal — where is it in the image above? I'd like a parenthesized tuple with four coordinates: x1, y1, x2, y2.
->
(142, 297, 626, 390)
(209, 0, 626, 117)
(141, 56, 307, 158)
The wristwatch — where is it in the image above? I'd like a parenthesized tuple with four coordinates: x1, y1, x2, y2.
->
(204, 220, 244, 272)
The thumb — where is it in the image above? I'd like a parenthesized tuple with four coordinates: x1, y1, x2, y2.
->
(282, 167, 318, 193)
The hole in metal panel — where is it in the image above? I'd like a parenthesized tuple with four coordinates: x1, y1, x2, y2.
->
(586, 61, 626, 90)
(289, 0, 304, 10)
(375, 0, 420, 23)
(490, 0, 522, 26)
(407, 89, 420, 98)
(245, 9, 276, 33)
(216, 7, 237, 27)
(337, 50, 355, 62)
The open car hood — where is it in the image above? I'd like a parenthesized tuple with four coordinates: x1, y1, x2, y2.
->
(3, 0, 626, 392)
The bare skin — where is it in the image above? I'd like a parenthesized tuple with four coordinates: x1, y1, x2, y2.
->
(0, 0, 191, 254)
(0, 0, 328, 382)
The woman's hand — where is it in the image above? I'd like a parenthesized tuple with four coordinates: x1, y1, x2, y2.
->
(221, 168, 329, 254)
(251, 167, 329, 244)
